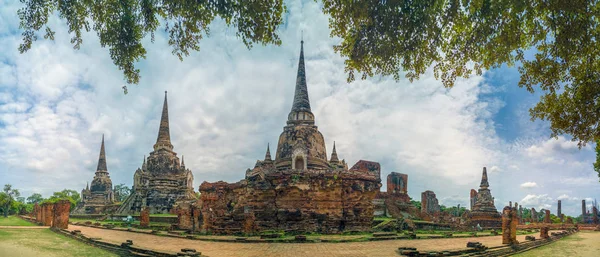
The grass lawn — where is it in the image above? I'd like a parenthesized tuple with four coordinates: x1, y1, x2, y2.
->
(0, 216, 35, 226)
(0, 228, 117, 257)
(514, 231, 600, 257)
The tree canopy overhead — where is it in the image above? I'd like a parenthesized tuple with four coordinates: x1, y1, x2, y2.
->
(16, 1, 600, 178)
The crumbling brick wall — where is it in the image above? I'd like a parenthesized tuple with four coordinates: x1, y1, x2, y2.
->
(41, 203, 54, 226)
(52, 200, 70, 229)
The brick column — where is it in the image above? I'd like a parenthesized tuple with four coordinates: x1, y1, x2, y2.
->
(140, 207, 150, 228)
(51, 200, 70, 229)
(540, 226, 549, 239)
(41, 203, 54, 226)
(544, 210, 551, 223)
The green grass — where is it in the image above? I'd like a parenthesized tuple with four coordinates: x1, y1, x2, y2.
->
(0, 228, 117, 257)
(513, 232, 592, 257)
(149, 213, 177, 217)
(0, 216, 35, 226)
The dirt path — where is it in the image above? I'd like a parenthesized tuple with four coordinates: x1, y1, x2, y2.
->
(0, 226, 47, 229)
(69, 225, 535, 257)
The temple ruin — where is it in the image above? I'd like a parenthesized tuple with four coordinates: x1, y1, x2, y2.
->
(196, 41, 382, 234)
(117, 92, 196, 214)
(421, 190, 440, 214)
(467, 167, 501, 228)
(72, 135, 117, 214)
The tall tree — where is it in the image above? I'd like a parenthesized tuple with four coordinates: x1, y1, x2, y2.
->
(113, 184, 131, 202)
(16, 0, 600, 174)
(1, 184, 20, 217)
(26, 193, 44, 204)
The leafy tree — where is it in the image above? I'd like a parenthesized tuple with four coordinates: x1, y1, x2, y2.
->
(45, 189, 81, 209)
(16, 0, 600, 169)
(26, 193, 44, 204)
(410, 200, 421, 210)
(595, 141, 600, 181)
(0, 185, 21, 217)
(113, 184, 131, 202)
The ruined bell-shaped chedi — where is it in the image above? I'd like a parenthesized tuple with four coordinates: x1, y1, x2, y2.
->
(72, 135, 117, 214)
(198, 41, 382, 234)
(117, 92, 195, 214)
(468, 167, 502, 228)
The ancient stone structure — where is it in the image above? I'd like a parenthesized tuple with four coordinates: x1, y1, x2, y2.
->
(531, 208, 537, 222)
(387, 172, 408, 194)
(470, 189, 478, 210)
(518, 205, 523, 224)
(52, 200, 70, 229)
(72, 135, 117, 214)
(118, 92, 196, 214)
(421, 190, 440, 214)
(593, 206, 599, 224)
(544, 210, 551, 223)
(582, 200, 586, 223)
(501, 206, 518, 245)
(34, 203, 41, 222)
(540, 226, 549, 239)
(468, 167, 501, 228)
(140, 207, 150, 228)
(557, 200, 562, 221)
(41, 202, 54, 226)
(373, 172, 413, 218)
(197, 41, 382, 234)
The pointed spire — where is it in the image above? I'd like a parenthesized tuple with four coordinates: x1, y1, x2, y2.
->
(181, 155, 185, 167)
(264, 143, 272, 161)
(96, 134, 108, 171)
(142, 155, 147, 170)
(154, 91, 174, 151)
(287, 40, 314, 125)
(330, 141, 339, 163)
(86, 182, 89, 191)
(480, 167, 489, 188)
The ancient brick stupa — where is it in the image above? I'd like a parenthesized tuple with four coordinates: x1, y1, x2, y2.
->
(117, 92, 196, 214)
(72, 135, 116, 214)
(198, 41, 382, 234)
(468, 167, 501, 228)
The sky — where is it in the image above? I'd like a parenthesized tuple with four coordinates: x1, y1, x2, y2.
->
(1, 0, 599, 217)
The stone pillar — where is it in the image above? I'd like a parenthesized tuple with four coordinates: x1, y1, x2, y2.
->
(557, 200, 562, 220)
(177, 203, 193, 231)
(34, 203, 41, 223)
(540, 226, 549, 239)
(191, 205, 202, 233)
(593, 206, 599, 224)
(41, 203, 54, 226)
(140, 207, 150, 228)
(501, 206, 518, 245)
(544, 210, 551, 223)
(582, 200, 586, 222)
(531, 208, 536, 223)
(52, 200, 70, 229)
(470, 189, 478, 210)
(518, 205, 523, 224)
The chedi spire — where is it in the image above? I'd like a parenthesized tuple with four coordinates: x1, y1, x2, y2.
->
(154, 91, 174, 151)
(330, 141, 339, 163)
(287, 40, 315, 125)
(96, 134, 108, 172)
(480, 167, 489, 188)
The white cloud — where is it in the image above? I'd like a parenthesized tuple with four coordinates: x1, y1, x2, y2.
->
(520, 194, 553, 210)
(520, 182, 538, 189)
(489, 166, 502, 172)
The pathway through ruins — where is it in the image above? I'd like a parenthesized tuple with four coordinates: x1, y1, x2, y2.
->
(69, 225, 535, 257)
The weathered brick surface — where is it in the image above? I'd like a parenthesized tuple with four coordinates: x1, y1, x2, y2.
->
(468, 167, 501, 228)
(501, 206, 518, 245)
(140, 207, 150, 228)
(52, 200, 71, 229)
(544, 210, 551, 223)
(41, 203, 54, 226)
(421, 190, 440, 214)
(387, 172, 408, 194)
(540, 226, 549, 239)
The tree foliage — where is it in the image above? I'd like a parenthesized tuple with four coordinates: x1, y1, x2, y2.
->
(17, 0, 285, 84)
(16, 0, 600, 163)
(113, 183, 131, 202)
(26, 193, 44, 204)
(44, 189, 80, 209)
(0, 184, 20, 217)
